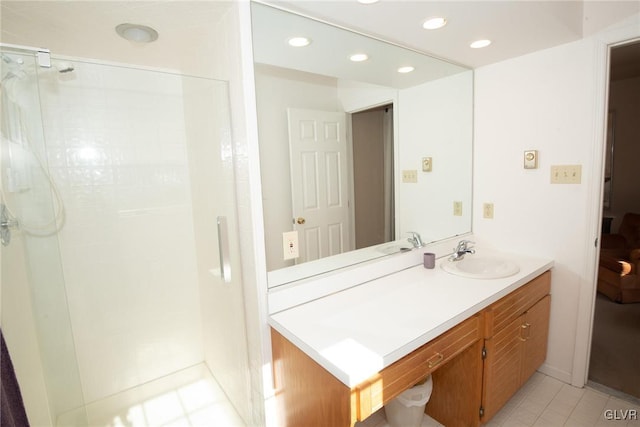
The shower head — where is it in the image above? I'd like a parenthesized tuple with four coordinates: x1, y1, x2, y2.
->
(54, 61, 74, 74)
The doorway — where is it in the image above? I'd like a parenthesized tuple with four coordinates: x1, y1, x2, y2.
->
(588, 40, 640, 401)
(351, 104, 395, 249)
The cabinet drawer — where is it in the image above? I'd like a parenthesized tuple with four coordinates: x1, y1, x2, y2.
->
(484, 271, 551, 338)
(355, 314, 482, 421)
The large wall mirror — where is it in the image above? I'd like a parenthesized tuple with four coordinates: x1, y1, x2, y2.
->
(251, 2, 473, 288)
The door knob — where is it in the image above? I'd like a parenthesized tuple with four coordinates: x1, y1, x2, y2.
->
(295, 217, 306, 225)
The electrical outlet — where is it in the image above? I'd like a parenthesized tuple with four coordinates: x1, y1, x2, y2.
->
(453, 201, 463, 216)
(422, 157, 432, 172)
(282, 231, 299, 260)
(550, 165, 582, 184)
(483, 202, 494, 219)
(402, 170, 418, 183)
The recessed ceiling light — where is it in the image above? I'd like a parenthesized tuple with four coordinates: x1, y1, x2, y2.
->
(358, 0, 379, 4)
(422, 17, 447, 30)
(470, 39, 492, 49)
(350, 53, 369, 62)
(115, 23, 158, 43)
(397, 66, 415, 74)
(288, 37, 312, 47)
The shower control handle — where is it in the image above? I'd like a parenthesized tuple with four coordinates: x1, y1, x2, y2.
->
(1, 204, 18, 247)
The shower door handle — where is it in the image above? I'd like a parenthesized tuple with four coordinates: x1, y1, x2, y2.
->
(217, 216, 232, 284)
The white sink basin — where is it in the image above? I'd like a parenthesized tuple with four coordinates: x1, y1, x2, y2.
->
(441, 256, 520, 279)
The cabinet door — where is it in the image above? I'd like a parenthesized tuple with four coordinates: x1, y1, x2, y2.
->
(522, 295, 551, 382)
(481, 295, 551, 423)
(481, 314, 525, 421)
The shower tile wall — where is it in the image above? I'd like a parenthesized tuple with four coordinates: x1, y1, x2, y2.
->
(38, 63, 204, 403)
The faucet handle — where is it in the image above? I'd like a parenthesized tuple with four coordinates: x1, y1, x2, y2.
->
(455, 239, 475, 250)
(406, 231, 424, 248)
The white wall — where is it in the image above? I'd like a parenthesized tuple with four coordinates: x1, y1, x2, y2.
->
(473, 13, 640, 385)
(398, 71, 473, 244)
(337, 79, 397, 112)
(225, 4, 270, 425)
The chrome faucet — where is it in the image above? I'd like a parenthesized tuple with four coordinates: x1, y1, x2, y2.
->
(449, 239, 475, 261)
(407, 231, 425, 248)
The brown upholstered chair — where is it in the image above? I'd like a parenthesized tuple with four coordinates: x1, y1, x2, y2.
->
(598, 212, 640, 303)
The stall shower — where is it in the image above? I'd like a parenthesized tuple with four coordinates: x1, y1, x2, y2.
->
(0, 45, 252, 426)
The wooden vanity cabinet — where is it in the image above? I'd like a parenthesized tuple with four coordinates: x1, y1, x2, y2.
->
(481, 271, 551, 422)
(270, 270, 552, 427)
(271, 313, 483, 427)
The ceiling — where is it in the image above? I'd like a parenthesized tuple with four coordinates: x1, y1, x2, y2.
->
(0, 1, 638, 76)
(251, 2, 471, 88)
(0, 1, 233, 77)
(265, 0, 640, 69)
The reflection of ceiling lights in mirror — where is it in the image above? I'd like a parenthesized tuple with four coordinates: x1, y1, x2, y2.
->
(115, 23, 158, 43)
(357, 0, 380, 4)
(470, 39, 492, 49)
(350, 53, 369, 62)
(397, 66, 415, 73)
(422, 17, 447, 30)
(288, 37, 311, 47)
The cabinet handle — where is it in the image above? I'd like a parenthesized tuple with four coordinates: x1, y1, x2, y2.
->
(519, 323, 529, 341)
(519, 322, 532, 341)
(427, 352, 444, 368)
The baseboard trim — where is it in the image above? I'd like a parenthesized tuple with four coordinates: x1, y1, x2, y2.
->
(587, 380, 640, 406)
(538, 363, 572, 384)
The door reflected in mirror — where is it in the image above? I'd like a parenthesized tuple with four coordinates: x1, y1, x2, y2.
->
(251, 3, 473, 287)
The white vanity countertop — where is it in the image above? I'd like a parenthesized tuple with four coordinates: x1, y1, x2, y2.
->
(269, 251, 553, 387)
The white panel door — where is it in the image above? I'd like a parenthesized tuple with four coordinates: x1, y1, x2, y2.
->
(287, 108, 351, 263)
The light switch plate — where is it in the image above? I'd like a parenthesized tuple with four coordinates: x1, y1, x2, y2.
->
(453, 201, 462, 216)
(483, 202, 494, 219)
(550, 165, 582, 184)
(282, 231, 299, 260)
(402, 170, 418, 183)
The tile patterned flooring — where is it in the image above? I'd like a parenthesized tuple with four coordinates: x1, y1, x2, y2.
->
(56, 364, 245, 427)
(57, 367, 640, 427)
(360, 372, 640, 427)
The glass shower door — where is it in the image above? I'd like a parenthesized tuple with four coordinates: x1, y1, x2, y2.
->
(1, 48, 87, 426)
(34, 59, 251, 425)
